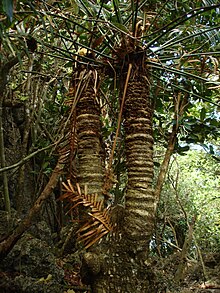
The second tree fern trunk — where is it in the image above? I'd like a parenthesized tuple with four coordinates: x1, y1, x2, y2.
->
(123, 70, 155, 257)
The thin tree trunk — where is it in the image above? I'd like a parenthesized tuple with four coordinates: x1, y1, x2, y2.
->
(0, 58, 21, 217)
(0, 91, 11, 216)
(154, 92, 189, 203)
(154, 125, 177, 203)
(174, 216, 197, 283)
(0, 55, 25, 217)
(16, 55, 35, 214)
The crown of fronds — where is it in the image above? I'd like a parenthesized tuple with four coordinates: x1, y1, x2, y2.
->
(60, 180, 113, 249)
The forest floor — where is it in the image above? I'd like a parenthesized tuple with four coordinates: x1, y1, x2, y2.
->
(0, 214, 219, 292)
(153, 251, 220, 293)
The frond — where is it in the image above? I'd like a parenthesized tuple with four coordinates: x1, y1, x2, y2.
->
(148, 61, 209, 83)
(154, 26, 220, 53)
(112, 0, 123, 24)
(145, 4, 220, 48)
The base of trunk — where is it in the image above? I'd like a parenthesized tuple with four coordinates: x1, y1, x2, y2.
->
(82, 234, 157, 293)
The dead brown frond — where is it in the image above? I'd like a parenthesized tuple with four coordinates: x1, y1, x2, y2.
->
(60, 180, 113, 249)
(58, 69, 99, 177)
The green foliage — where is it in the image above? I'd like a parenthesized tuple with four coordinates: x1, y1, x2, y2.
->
(155, 150, 220, 256)
(178, 151, 220, 251)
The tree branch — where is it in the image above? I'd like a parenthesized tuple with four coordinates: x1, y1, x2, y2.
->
(154, 125, 177, 203)
(0, 143, 56, 174)
(154, 92, 189, 203)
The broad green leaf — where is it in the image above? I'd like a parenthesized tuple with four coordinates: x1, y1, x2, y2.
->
(200, 108, 206, 121)
(2, 0, 13, 22)
(178, 145, 190, 153)
(112, 22, 129, 33)
(209, 145, 214, 155)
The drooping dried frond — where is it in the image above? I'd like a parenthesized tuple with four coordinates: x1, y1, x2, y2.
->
(60, 180, 113, 249)
(59, 117, 78, 180)
(58, 69, 101, 181)
(58, 70, 91, 176)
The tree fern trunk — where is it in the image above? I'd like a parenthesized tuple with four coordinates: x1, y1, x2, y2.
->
(123, 66, 155, 256)
(75, 69, 104, 197)
(73, 69, 109, 288)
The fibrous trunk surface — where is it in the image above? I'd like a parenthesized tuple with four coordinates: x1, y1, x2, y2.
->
(75, 70, 104, 197)
(123, 70, 155, 254)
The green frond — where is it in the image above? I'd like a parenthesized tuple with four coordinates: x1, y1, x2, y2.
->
(155, 26, 220, 53)
(144, 0, 170, 35)
(159, 51, 220, 62)
(145, 4, 220, 48)
(147, 61, 210, 83)
(77, 0, 94, 17)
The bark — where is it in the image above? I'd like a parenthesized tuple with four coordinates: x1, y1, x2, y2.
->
(91, 235, 155, 293)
